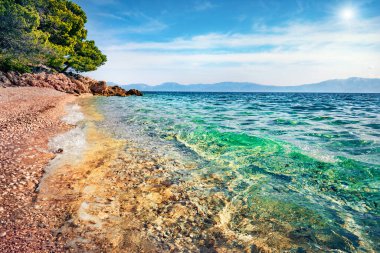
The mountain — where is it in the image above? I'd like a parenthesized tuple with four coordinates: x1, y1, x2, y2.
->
(114, 77, 380, 93)
(284, 78, 380, 93)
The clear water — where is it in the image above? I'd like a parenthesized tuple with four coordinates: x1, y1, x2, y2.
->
(92, 92, 379, 252)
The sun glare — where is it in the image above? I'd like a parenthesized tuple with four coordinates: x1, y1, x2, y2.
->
(340, 7, 355, 20)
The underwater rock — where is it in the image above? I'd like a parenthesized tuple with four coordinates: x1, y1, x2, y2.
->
(296, 247, 307, 253)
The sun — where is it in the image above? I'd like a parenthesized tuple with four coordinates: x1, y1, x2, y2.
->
(340, 7, 355, 20)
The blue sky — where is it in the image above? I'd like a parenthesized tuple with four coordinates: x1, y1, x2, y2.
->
(73, 0, 380, 85)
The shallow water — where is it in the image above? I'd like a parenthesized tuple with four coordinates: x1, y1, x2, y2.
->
(85, 93, 379, 252)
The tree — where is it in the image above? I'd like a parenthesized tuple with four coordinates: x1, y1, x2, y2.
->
(64, 40, 107, 72)
(0, 0, 106, 73)
(0, 0, 51, 72)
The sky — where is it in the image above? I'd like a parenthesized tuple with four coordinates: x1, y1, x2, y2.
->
(73, 0, 380, 86)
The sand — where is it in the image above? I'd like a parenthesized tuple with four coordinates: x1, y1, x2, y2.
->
(0, 87, 76, 252)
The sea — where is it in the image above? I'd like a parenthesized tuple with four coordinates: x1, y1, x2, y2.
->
(50, 92, 380, 252)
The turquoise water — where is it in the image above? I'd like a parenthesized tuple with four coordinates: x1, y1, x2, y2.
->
(94, 92, 379, 252)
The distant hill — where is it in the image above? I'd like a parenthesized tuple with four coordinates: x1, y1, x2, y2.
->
(113, 77, 380, 93)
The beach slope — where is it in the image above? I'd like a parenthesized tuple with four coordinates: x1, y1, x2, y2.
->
(0, 87, 76, 252)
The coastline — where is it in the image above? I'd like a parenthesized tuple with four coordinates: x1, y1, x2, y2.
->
(1, 0, 378, 251)
(1, 88, 378, 252)
(0, 86, 146, 252)
(0, 89, 143, 251)
(0, 87, 82, 252)
(31, 95, 279, 252)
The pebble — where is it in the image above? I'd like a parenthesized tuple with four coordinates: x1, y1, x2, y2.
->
(0, 87, 77, 251)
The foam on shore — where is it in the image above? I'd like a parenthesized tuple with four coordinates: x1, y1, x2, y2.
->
(37, 99, 130, 251)
(61, 104, 85, 125)
(37, 103, 87, 191)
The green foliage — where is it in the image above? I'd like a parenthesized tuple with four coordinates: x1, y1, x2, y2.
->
(67, 40, 107, 72)
(0, 0, 51, 72)
(0, 0, 106, 73)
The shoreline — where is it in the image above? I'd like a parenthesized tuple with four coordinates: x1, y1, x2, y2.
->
(0, 87, 82, 252)
(0, 89, 135, 251)
(1, 87, 378, 252)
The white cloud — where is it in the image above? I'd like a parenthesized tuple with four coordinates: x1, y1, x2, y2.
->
(194, 1, 215, 11)
(121, 20, 168, 34)
(91, 10, 168, 37)
(96, 13, 127, 21)
(87, 17, 380, 85)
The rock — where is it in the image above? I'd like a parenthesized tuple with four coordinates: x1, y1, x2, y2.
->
(0, 72, 12, 86)
(107, 85, 128, 97)
(250, 244, 263, 253)
(4, 71, 20, 85)
(54, 148, 64, 154)
(37, 222, 46, 228)
(296, 247, 307, 253)
(90, 81, 108, 95)
(0, 71, 143, 97)
(126, 89, 143, 96)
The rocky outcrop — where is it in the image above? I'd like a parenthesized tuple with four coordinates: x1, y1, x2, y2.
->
(0, 71, 142, 97)
(89, 81, 138, 97)
(126, 89, 143, 96)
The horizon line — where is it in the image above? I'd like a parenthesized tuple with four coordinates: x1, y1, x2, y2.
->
(108, 76, 379, 87)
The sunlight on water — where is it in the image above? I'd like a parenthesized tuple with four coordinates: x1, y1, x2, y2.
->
(84, 93, 379, 251)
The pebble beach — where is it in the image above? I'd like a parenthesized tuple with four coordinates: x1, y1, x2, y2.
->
(0, 87, 76, 252)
